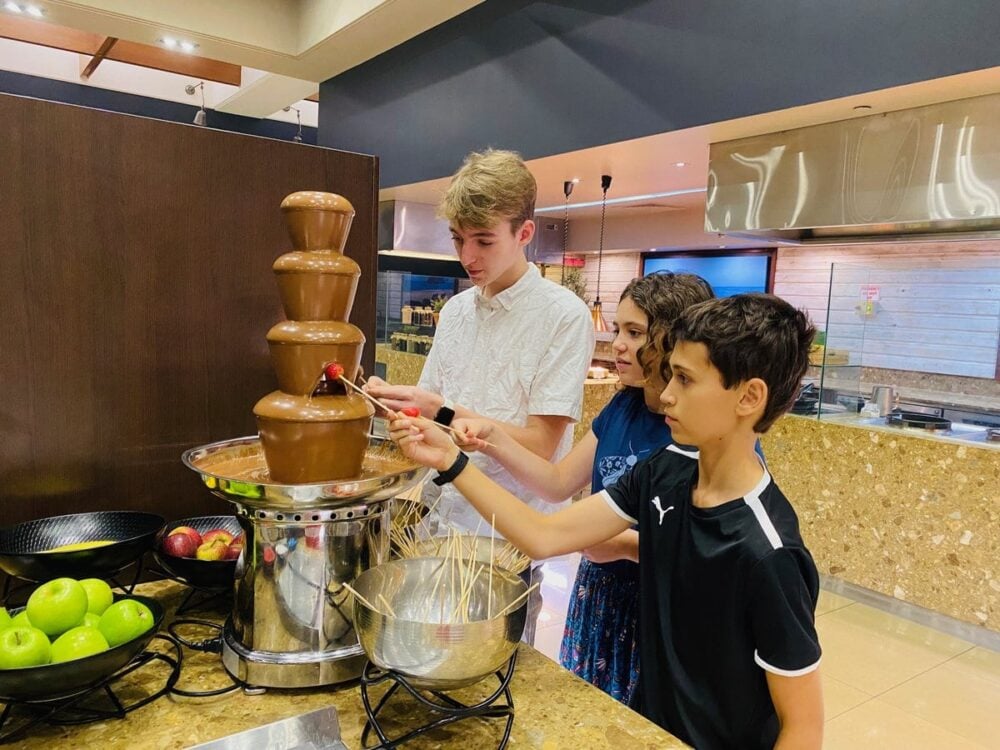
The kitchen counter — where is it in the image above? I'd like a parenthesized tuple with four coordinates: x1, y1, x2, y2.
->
(761, 414, 1000, 631)
(7, 579, 685, 749)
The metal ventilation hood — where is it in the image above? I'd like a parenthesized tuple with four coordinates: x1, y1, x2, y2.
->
(378, 199, 566, 262)
(705, 93, 1000, 244)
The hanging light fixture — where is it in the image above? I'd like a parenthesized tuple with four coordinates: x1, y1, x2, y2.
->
(591, 174, 612, 333)
(560, 179, 574, 285)
(283, 106, 304, 143)
(184, 82, 207, 126)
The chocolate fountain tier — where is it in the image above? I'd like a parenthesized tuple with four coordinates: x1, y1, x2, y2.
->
(254, 391, 373, 483)
(273, 251, 361, 321)
(280, 191, 355, 253)
(182, 435, 427, 511)
(266, 320, 364, 395)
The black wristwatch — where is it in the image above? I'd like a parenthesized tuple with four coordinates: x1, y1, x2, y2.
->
(433, 397, 456, 427)
(432, 451, 469, 486)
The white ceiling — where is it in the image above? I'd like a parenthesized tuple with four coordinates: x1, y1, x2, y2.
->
(20, 1, 482, 114)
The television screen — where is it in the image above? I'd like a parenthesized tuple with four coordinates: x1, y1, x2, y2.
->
(641, 253, 771, 297)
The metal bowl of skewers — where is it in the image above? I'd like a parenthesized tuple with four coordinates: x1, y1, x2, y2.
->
(350, 556, 529, 690)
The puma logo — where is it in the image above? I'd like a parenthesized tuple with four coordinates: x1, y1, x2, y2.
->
(651, 496, 674, 526)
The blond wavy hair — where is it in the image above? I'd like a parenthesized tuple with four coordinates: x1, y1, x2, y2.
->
(439, 149, 536, 230)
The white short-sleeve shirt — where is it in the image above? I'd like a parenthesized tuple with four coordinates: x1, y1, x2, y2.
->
(418, 264, 595, 536)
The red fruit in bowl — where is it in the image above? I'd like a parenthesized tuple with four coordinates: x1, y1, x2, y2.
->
(162, 533, 198, 558)
(202, 529, 234, 546)
(168, 526, 203, 547)
(222, 542, 243, 561)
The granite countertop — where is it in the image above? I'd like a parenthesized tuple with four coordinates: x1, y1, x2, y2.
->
(816, 411, 1000, 451)
(6, 580, 685, 749)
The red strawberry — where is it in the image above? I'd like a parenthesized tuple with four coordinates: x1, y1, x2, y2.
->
(401, 407, 420, 417)
(324, 363, 345, 381)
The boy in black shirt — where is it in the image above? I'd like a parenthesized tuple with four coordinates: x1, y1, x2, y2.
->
(390, 293, 824, 749)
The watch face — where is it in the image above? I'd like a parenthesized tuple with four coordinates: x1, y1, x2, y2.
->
(434, 406, 456, 427)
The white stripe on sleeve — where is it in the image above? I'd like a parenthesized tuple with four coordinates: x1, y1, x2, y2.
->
(600, 489, 638, 525)
(754, 650, 821, 677)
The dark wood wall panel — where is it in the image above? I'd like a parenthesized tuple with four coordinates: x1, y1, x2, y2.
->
(0, 93, 378, 526)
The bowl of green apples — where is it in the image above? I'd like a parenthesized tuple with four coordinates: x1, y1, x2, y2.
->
(0, 577, 163, 701)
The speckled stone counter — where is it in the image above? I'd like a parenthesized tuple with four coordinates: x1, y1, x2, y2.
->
(5, 580, 684, 749)
(761, 414, 1000, 631)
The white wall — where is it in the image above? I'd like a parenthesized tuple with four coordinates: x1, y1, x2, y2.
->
(774, 242, 1000, 379)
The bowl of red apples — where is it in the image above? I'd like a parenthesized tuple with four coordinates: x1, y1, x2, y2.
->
(153, 516, 243, 589)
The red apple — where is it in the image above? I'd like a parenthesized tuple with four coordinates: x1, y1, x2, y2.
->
(161, 533, 198, 558)
(201, 529, 233, 546)
(222, 542, 243, 561)
(168, 526, 203, 547)
(195, 539, 228, 561)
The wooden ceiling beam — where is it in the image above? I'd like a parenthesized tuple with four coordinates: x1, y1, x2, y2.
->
(79, 36, 117, 81)
(0, 14, 101, 54)
(106, 40, 242, 86)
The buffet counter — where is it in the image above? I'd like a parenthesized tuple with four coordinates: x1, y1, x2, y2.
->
(761, 414, 1000, 632)
(10, 579, 685, 749)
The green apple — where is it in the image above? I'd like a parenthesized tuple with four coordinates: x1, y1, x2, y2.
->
(25, 578, 88, 637)
(0, 626, 51, 669)
(11, 611, 31, 628)
(98, 599, 154, 647)
(83, 613, 101, 628)
(50, 625, 109, 663)
(0, 608, 11, 632)
(79, 579, 114, 615)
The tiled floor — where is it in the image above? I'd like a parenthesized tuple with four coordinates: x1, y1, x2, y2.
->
(534, 553, 1000, 749)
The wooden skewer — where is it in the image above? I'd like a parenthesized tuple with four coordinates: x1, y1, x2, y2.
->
(378, 593, 398, 619)
(341, 582, 381, 614)
(493, 582, 539, 619)
(336, 373, 399, 418)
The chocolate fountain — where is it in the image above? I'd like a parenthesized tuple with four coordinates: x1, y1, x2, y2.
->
(182, 191, 427, 689)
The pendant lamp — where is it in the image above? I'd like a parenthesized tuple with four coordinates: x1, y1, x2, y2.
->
(591, 174, 612, 333)
(560, 180, 574, 285)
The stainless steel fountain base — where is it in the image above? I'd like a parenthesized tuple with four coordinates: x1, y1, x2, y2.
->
(221, 623, 367, 688)
(182, 434, 430, 690)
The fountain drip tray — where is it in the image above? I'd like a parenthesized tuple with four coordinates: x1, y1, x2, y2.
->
(182, 436, 428, 509)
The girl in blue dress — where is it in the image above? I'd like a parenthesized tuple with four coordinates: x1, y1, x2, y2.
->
(451, 272, 714, 704)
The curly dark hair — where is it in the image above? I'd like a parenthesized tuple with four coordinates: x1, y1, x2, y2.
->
(671, 293, 816, 433)
(619, 272, 715, 385)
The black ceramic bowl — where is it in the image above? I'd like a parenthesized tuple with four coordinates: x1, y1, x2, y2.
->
(0, 593, 164, 702)
(153, 515, 242, 590)
(0, 511, 165, 583)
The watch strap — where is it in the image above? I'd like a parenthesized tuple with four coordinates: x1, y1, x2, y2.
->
(432, 451, 469, 486)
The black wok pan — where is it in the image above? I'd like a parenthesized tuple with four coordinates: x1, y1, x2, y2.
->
(0, 593, 164, 702)
(152, 515, 242, 590)
(0, 511, 165, 583)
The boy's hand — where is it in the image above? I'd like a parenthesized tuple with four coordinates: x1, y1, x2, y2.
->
(389, 415, 460, 471)
(450, 418, 498, 452)
(364, 376, 443, 417)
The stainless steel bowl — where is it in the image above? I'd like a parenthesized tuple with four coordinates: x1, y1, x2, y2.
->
(351, 557, 527, 690)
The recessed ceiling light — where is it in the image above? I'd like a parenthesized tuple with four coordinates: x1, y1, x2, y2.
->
(674, 161, 688, 167)
(571, 177, 581, 183)
(160, 37, 177, 49)
(4, 2, 22, 13)
(25, 4, 43, 16)
(853, 104, 873, 112)
(718, 244, 726, 248)
(179, 41, 198, 53)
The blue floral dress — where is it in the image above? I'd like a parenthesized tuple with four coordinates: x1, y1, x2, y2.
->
(559, 388, 670, 705)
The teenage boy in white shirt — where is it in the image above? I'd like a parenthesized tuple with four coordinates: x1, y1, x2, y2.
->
(365, 148, 594, 643)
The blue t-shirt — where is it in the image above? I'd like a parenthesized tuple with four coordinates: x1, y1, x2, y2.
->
(590, 388, 673, 578)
